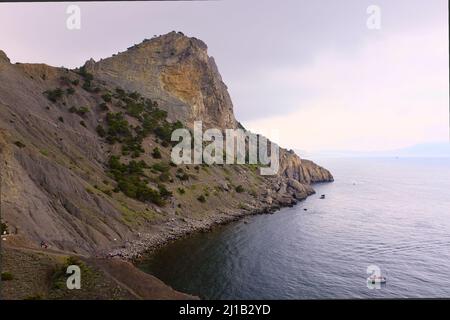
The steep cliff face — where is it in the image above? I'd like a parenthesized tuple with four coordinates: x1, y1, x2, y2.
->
(0, 32, 332, 256)
(84, 32, 332, 187)
(84, 31, 237, 129)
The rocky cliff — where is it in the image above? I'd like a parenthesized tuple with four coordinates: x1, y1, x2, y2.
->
(0, 32, 332, 257)
(84, 32, 237, 130)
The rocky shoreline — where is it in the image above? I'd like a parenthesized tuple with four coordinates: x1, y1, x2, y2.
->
(108, 186, 319, 262)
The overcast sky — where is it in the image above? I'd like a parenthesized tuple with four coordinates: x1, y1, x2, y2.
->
(0, 0, 448, 152)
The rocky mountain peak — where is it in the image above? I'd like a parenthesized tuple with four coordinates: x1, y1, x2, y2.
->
(137, 31, 208, 55)
(84, 31, 236, 129)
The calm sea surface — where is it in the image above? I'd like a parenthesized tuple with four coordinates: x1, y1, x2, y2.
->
(138, 158, 450, 299)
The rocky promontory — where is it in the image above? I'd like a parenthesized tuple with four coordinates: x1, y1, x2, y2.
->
(0, 31, 332, 261)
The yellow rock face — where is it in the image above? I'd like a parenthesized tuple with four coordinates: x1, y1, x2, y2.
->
(161, 63, 203, 114)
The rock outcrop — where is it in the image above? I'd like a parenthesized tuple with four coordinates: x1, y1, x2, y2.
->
(84, 31, 237, 129)
(0, 50, 10, 67)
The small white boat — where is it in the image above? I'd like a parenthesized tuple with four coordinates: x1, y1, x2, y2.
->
(367, 275, 386, 284)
